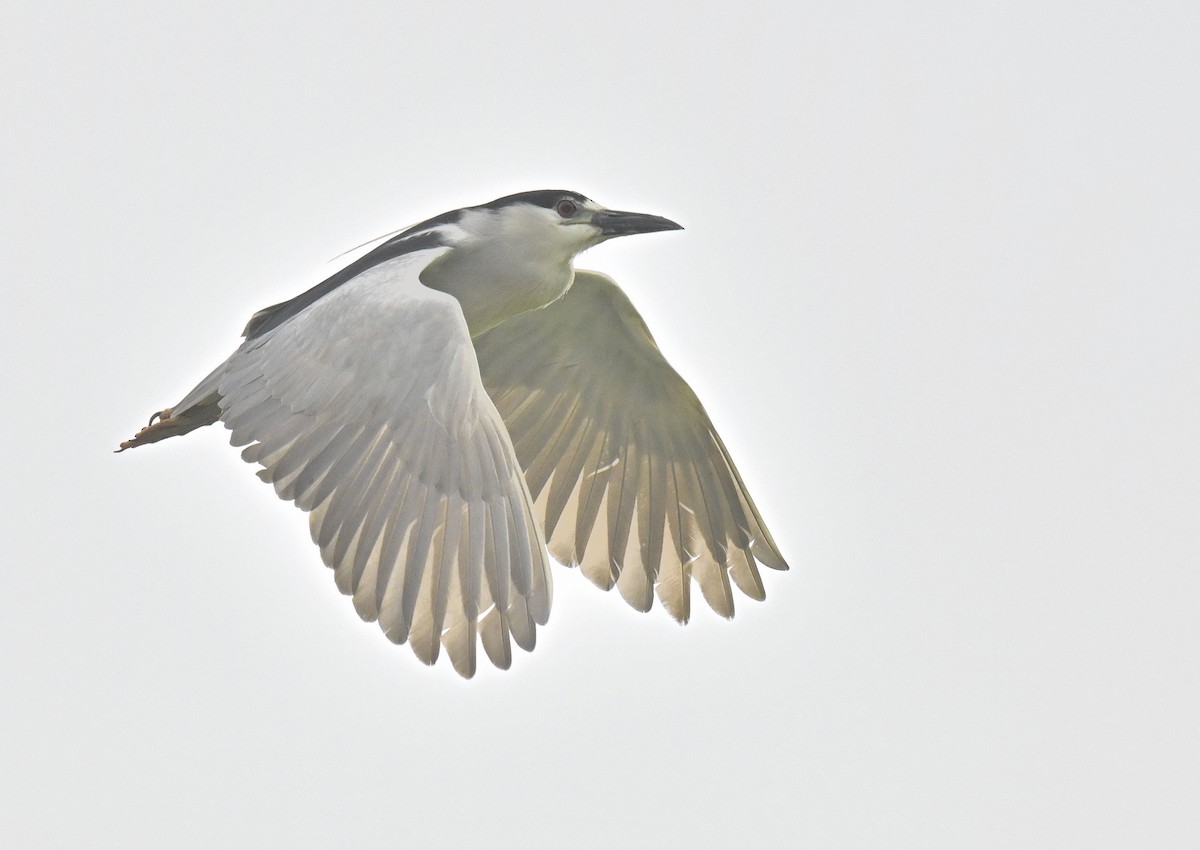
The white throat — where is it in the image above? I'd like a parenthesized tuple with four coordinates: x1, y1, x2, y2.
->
(419, 206, 595, 337)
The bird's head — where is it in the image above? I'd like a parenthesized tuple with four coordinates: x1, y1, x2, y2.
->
(419, 190, 682, 336)
(449, 190, 682, 260)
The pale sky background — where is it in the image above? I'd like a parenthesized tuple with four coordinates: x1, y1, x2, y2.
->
(3, 1, 1198, 847)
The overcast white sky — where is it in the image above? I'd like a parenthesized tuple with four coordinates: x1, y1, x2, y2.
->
(3, 1, 1198, 847)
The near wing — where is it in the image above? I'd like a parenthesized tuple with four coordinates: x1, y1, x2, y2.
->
(214, 250, 551, 677)
(473, 270, 787, 623)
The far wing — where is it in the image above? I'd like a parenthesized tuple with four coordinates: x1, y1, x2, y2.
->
(473, 270, 786, 623)
(216, 249, 551, 677)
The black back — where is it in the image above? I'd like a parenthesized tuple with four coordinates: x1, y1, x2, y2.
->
(242, 190, 589, 340)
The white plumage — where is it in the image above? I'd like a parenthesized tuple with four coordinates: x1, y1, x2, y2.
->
(120, 190, 787, 677)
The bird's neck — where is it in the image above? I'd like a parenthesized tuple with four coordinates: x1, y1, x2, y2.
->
(420, 243, 576, 337)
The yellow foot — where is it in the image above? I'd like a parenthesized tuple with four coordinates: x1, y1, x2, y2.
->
(115, 408, 175, 453)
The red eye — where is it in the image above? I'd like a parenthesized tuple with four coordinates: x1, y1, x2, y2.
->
(555, 199, 578, 218)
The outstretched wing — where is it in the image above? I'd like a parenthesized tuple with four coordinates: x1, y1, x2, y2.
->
(215, 249, 551, 677)
(473, 270, 786, 623)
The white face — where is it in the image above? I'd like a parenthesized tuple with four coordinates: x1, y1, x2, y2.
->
(455, 198, 607, 264)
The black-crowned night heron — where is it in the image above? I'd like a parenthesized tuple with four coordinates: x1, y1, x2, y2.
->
(119, 190, 788, 677)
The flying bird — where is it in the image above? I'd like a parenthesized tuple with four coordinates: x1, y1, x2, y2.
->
(119, 190, 788, 677)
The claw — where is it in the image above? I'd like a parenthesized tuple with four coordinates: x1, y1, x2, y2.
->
(116, 407, 175, 453)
